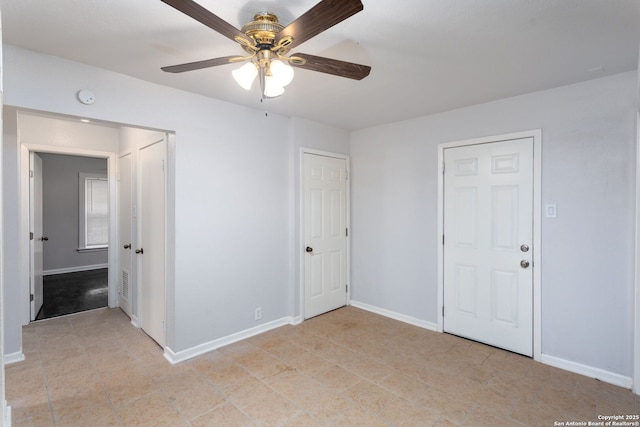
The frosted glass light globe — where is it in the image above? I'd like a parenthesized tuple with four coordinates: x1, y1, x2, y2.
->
(232, 62, 258, 90)
(269, 60, 294, 87)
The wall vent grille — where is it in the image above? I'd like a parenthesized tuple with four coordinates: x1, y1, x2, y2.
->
(121, 269, 129, 301)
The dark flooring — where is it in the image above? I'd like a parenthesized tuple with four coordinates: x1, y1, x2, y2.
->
(36, 268, 108, 320)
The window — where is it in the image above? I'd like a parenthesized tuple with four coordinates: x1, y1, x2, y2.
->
(79, 173, 108, 250)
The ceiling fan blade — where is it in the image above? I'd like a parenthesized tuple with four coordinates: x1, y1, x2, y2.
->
(277, 0, 363, 50)
(161, 56, 239, 73)
(160, 0, 251, 45)
(290, 53, 371, 80)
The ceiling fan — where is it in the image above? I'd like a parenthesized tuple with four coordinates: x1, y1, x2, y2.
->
(160, 0, 371, 98)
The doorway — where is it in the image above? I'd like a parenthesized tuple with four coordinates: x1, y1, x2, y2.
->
(17, 112, 175, 354)
(437, 130, 542, 359)
(301, 150, 349, 319)
(29, 152, 111, 320)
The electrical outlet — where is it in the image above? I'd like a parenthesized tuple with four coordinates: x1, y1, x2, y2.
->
(254, 307, 262, 321)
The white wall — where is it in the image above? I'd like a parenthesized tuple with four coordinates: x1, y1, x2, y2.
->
(18, 113, 119, 152)
(350, 71, 637, 379)
(2, 45, 349, 357)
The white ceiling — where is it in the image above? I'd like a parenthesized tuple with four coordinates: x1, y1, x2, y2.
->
(2, 0, 639, 130)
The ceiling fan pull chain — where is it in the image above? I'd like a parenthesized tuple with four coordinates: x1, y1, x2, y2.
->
(260, 97, 269, 117)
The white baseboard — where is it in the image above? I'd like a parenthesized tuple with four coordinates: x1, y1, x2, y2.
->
(540, 353, 633, 389)
(44, 263, 108, 276)
(2, 402, 11, 427)
(4, 351, 25, 365)
(130, 315, 140, 328)
(164, 316, 296, 364)
(349, 300, 438, 331)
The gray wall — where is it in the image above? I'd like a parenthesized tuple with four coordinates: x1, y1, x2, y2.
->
(350, 71, 637, 378)
(40, 153, 108, 272)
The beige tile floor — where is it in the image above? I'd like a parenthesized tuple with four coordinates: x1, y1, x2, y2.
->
(6, 307, 640, 426)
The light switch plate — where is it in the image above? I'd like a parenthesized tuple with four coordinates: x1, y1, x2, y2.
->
(544, 204, 557, 218)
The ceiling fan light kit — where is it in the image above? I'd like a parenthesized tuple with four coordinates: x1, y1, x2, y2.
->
(232, 62, 258, 90)
(160, 0, 371, 99)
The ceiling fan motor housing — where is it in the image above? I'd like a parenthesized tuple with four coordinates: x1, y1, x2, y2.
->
(241, 13, 285, 52)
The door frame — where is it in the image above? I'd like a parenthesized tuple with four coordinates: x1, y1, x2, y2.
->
(19, 143, 118, 325)
(437, 129, 542, 361)
(298, 148, 351, 322)
(29, 152, 44, 321)
(634, 110, 640, 395)
(117, 151, 134, 319)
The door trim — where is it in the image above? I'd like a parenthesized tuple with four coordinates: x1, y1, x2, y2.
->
(634, 110, 640, 394)
(117, 151, 134, 319)
(437, 129, 542, 361)
(19, 143, 118, 325)
(29, 152, 43, 321)
(298, 148, 350, 322)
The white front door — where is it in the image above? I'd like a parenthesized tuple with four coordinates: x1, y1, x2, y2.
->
(443, 137, 534, 356)
(138, 138, 166, 346)
(118, 152, 133, 317)
(29, 152, 44, 320)
(303, 153, 348, 319)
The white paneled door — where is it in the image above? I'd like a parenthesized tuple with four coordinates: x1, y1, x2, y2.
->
(303, 153, 348, 319)
(138, 138, 166, 347)
(443, 138, 534, 356)
(29, 153, 44, 320)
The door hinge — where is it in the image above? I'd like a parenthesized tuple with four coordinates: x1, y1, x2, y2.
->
(30, 232, 34, 241)
(345, 284, 348, 293)
(345, 170, 349, 180)
(442, 306, 444, 317)
(30, 294, 34, 302)
(162, 160, 165, 172)
(442, 235, 445, 245)
(29, 170, 34, 178)
(346, 228, 348, 237)
(442, 162, 446, 175)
